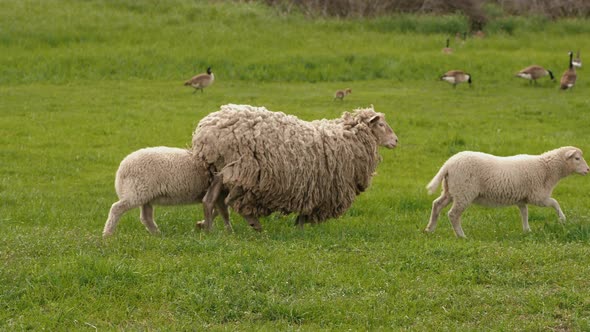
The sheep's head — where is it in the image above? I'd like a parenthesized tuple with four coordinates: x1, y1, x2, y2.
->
(565, 148, 589, 175)
(368, 113, 398, 149)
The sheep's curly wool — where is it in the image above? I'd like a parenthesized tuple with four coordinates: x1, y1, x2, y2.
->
(191, 104, 385, 222)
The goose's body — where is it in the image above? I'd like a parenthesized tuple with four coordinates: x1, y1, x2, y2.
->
(185, 67, 215, 93)
(441, 70, 472, 88)
(515, 65, 554, 84)
(560, 52, 577, 90)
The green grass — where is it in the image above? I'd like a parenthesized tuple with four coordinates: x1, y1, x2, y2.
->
(2, 0, 590, 330)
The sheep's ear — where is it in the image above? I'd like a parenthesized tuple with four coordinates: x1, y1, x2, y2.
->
(566, 149, 577, 159)
(369, 115, 381, 124)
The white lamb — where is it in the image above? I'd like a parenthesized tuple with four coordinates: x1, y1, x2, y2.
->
(425, 146, 589, 238)
(102, 146, 231, 237)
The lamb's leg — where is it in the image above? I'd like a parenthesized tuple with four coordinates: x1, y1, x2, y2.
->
(201, 175, 223, 231)
(140, 203, 160, 235)
(540, 197, 566, 222)
(518, 204, 530, 232)
(425, 193, 452, 233)
(448, 201, 468, 238)
(243, 215, 262, 232)
(103, 200, 134, 237)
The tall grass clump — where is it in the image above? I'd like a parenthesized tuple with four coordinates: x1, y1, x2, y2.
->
(366, 14, 469, 34)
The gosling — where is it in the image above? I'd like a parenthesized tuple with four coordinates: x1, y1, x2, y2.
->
(334, 88, 352, 101)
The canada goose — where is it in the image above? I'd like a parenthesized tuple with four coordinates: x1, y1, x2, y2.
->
(515, 65, 554, 85)
(442, 38, 453, 54)
(184, 67, 214, 93)
(461, 32, 467, 45)
(334, 88, 352, 101)
(560, 51, 577, 90)
(440, 70, 472, 88)
(573, 50, 582, 68)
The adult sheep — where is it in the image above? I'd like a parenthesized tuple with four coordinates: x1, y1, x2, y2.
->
(102, 146, 231, 237)
(192, 104, 398, 231)
(425, 146, 589, 238)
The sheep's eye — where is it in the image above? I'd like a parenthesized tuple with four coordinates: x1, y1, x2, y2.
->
(575, 157, 580, 161)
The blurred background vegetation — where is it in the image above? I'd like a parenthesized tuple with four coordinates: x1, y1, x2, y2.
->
(1, 0, 588, 85)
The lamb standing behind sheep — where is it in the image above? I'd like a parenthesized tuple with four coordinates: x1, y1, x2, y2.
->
(192, 104, 398, 231)
(425, 146, 589, 238)
(102, 146, 231, 237)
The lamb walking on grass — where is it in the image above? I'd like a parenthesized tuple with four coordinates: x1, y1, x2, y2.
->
(425, 146, 589, 238)
(192, 104, 398, 231)
(103, 146, 231, 237)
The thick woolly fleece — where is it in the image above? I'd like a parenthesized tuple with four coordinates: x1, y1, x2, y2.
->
(192, 104, 384, 222)
(114, 146, 211, 206)
(427, 146, 583, 206)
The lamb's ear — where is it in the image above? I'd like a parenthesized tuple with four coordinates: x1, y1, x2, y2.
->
(566, 149, 577, 159)
(369, 115, 381, 124)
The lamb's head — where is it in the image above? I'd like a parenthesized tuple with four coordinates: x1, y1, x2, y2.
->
(565, 147, 589, 175)
(367, 113, 398, 149)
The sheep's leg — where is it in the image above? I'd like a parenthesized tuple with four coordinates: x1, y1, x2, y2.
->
(103, 200, 134, 237)
(216, 198, 233, 232)
(140, 203, 160, 235)
(540, 197, 566, 222)
(448, 202, 468, 238)
(195, 209, 218, 230)
(243, 215, 262, 232)
(425, 193, 452, 233)
(295, 215, 308, 229)
(518, 204, 530, 232)
(201, 175, 223, 231)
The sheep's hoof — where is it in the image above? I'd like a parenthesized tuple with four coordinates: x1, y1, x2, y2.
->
(148, 229, 162, 236)
(195, 220, 207, 229)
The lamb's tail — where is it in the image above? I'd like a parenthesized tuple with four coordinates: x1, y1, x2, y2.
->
(426, 165, 447, 195)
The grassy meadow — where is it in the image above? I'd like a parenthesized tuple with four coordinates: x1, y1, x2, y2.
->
(2, 0, 590, 330)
